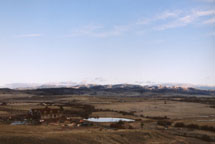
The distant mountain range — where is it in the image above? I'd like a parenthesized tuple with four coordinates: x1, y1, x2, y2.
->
(0, 83, 215, 97)
(2, 82, 215, 90)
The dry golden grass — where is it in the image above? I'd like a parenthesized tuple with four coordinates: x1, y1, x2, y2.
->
(0, 124, 211, 144)
(94, 100, 215, 120)
(0, 111, 8, 115)
(0, 94, 215, 144)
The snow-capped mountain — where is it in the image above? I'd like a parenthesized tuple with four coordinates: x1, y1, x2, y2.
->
(2, 81, 215, 90)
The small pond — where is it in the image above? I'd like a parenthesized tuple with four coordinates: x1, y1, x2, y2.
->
(85, 117, 135, 122)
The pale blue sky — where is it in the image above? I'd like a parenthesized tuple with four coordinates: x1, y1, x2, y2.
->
(0, 0, 214, 86)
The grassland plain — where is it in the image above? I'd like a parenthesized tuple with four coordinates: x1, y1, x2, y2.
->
(0, 125, 212, 144)
(0, 89, 215, 144)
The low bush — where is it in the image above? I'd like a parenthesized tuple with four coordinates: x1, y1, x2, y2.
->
(174, 122, 215, 133)
(128, 125, 133, 129)
(200, 135, 212, 142)
(210, 105, 215, 109)
(146, 116, 169, 120)
(110, 120, 125, 129)
(186, 124, 199, 129)
(140, 122, 144, 128)
(157, 120, 172, 127)
(200, 125, 215, 132)
(174, 122, 185, 128)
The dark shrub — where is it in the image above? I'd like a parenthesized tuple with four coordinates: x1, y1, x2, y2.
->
(110, 123, 124, 129)
(118, 120, 124, 125)
(200, 125, 215, 132)
(200, 135, 212, 142)
(118, 111, 135, 116)
(157, 120, 172, 127)
(210, 105, 215, 109)
(141, 122, 144, 128)
(128, 125, 133, 129)
(174, 123, 215, 133)
(146, 116, 169, 120)
(174, 122, 185, 128)
(110, 121, 125, 129)
(186, 124, 199, 129)
(135, 119, 142, 121)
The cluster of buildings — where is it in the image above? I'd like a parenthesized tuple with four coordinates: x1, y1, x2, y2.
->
(27, 105, 93, 126)
(29, 106, 63, 120)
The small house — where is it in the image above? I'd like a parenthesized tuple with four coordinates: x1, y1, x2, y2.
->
(29, 106, 63, 120)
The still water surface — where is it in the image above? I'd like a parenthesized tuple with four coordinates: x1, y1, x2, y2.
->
(85, 117, 134, 122)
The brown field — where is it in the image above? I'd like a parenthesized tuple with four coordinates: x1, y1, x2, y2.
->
(94, 100, 215, 119)
(0, 93, 215, 144)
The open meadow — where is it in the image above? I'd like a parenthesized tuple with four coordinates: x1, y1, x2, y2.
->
(0, 88, 214, 144)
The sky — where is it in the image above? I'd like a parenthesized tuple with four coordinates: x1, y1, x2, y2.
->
(0, 0, 215, 86)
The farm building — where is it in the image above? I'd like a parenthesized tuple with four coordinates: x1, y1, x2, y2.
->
(29, 106, 63, 120)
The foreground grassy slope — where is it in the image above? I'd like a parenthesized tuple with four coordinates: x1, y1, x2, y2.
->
(0, 125, 212, 144)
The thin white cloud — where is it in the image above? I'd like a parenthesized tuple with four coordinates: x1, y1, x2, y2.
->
(154, 14, 197, 30)
(195, 10, 215, 16)
(154, 9, 215, 30)
(66, 24, 130, 38)
(95, 25, 130, 38)
(156, 10, 182, 20)
(66, 24, 103, 37)
(137, 10, 181, 25)
(17, 33, 42, 38)
(66, 9, 214, 36)
(203, 17, 215, 24)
